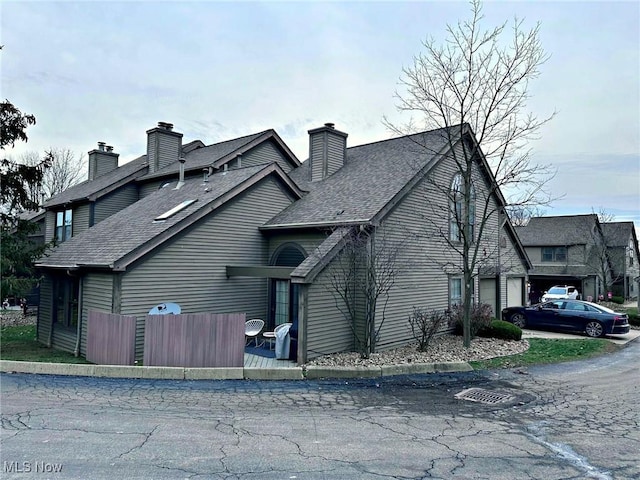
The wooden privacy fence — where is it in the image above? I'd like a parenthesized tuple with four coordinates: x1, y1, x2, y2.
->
(144, 313, 246, 368)
(86, 311, 246, 367)
(86, 311, 137, 365)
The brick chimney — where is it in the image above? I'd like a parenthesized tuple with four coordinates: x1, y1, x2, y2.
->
(308, 123, 348, 182)
(147, 122, 183, 173)
(88, 142, 119, 180)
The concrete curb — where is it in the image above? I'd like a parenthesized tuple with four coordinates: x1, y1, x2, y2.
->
(0, 361, 251, 381)
(304, 361, 473, 380)
(0, 359, 472, 381)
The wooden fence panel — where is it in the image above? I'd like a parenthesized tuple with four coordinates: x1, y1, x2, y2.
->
(143, 313, 245, 367)
(86, 311, 137, 365)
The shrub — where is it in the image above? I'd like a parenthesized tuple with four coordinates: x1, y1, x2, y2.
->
(449, 303, 493, 339)
(480, 320, 522, 341)
(627, 308, 639, 327)
(408, 307, 448, 352)
(610, 296, 624, 305)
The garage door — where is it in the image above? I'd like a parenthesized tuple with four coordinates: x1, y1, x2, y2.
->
(479, 278, 497, 317)
(507, 277, 524, 307)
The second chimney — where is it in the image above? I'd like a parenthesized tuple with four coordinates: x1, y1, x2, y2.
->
(147, 122, 183, 173)
(308, 123, 348, 182)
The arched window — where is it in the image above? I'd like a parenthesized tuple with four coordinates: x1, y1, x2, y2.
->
(269, 243, 307, 328)
(449, 173, 475, 242)
(271, 243, 306, 267)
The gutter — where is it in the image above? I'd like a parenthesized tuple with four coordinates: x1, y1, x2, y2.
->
(260, 219, 371, 231)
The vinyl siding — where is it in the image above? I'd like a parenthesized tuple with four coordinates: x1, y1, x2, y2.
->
(305, 263, 355, 359)
(268, 232, 328, 262)
(51, 327, 76, 354)
(148, 131, 181, 173)
(569, 244, 587, 265)
(310, 133, 325, 182)
(37, 275, 53, 345)
(73, 203, 90, 236)
(120, 176, 295, 355)
(242, 141, 295, 172)
(138, 179, 166, 199)
(78, 273, 114, 357)
(94, 184, 138, 224)
(326, 133, 346, 177)
(44, 210, 56, 242)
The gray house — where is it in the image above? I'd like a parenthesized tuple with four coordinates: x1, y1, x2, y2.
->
(601, 222, 640, 299)
(515, 214, 617, 302)
(36, 122, 530, 363)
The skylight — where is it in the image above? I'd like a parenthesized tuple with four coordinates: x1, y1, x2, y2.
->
(154, 199, 197, 221)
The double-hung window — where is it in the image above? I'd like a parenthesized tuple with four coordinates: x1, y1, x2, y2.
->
(449, 277, 476, 306)
(449, 278, 462, 305)
(55, 209, 73, 242)
(541, 246, 567, 262)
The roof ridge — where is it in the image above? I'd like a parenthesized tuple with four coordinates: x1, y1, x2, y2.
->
(346, 124, 461, 151)
(203, 129, 272, 149)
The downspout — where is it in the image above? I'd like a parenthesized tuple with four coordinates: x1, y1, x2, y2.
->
(298, 284, 308, 365)
(74, 276, 83, 357)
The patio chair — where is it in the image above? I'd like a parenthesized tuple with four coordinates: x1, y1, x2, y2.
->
(245, 319, 265, 347)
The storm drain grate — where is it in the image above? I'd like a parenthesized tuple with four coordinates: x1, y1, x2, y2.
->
(455, 388, 515, 405)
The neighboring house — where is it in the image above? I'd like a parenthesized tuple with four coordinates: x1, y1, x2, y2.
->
(515, 214, 614, 302)
(601, 222, 640, 299)
(36, 122, 530, 363)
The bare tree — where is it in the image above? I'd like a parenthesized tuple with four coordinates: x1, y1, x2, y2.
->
(20, 148, 85, 204)
(324, 226, 406, 358)
(384, 0, 555, 347)
(587, 208, 618, 296)
(505, 205, 547, 227)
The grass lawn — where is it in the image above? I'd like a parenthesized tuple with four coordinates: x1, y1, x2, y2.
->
(470, 337, 619, 370)
(0, 325, 92, 364)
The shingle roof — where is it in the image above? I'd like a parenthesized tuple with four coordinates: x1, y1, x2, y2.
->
(140, 129, 291, 180)
(601, 221, 635, 247)
(43, 156, 148, 207)
(515, 215, 599, 246)
(148, 130, 265, 179)
(265, 128, 453, 228)
(37, 164, 276, 270)
(291, 227, 352, 282)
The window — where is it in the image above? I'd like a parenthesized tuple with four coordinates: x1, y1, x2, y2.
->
(53, 276, 79, 329)
(541, 247, 567, 262)
(449, 277, 476, 306)
(449, 174, 475, 242)
(449, 278, 462, 305)
(55, 209, 73, 242)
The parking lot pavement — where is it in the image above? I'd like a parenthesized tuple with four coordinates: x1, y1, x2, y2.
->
(521, 328, 640, 345)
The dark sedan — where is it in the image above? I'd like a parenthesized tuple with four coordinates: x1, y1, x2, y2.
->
(502, 300, 630, 338)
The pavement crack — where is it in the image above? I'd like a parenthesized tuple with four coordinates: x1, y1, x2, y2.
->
(115, 424, 160, 459)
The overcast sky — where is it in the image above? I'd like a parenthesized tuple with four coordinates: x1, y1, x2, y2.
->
(2, 0, 639, 229)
